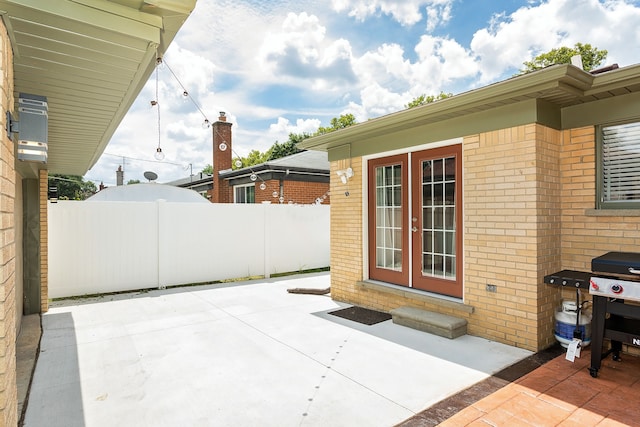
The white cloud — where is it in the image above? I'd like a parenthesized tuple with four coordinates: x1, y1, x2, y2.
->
(257, 12, 357, 89)
(470, 0, 640, 82)
(332, 0, 454, 28)
(268, 117, 322, 140)
(349, 36, 477, 116)
(93, 0, 640, 186)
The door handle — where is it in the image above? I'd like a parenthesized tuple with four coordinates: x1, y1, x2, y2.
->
(412, 226, 418, 232)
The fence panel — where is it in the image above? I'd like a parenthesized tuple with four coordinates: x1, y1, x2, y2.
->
(48, 201, 159, 298)
(157, 203, 266, 287)
(264, 204, 330, 275)
(48, 201, 329, 298)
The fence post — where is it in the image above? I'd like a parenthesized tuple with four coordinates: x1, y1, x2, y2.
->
(157, 200, 163, 288)
(263, 202, 270, 278)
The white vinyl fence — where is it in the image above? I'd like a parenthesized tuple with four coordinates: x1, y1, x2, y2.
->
(48, 201, 330, 298)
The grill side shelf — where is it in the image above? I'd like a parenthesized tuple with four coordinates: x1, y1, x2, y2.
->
(544, 270, 591, 289)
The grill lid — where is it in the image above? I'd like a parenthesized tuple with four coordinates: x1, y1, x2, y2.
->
(591, 252, 640, 276)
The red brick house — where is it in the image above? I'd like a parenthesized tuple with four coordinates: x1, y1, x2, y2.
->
(209, 113, 330, 205)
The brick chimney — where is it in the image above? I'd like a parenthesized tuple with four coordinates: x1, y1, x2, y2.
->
(116, 165, 124, 186)
(211, 112, 233, 203)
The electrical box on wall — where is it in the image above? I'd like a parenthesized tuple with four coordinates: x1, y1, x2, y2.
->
(17, 93, 48, 163)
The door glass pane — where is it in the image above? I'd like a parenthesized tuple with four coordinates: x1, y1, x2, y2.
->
(375, 164, 403, 272)
(421, 156, 457, 280)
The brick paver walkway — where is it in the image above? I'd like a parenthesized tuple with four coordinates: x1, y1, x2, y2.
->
(438, 348, 640, 426)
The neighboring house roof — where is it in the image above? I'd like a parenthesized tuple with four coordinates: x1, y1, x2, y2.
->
(221, 150, 330, 185)
(87, 183, 208, 203)
(1, 0, 197, 176)
(164, 173, 213, 187)
(299, 63, 640, 159)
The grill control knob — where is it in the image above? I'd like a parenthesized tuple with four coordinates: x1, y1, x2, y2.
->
(611, 284, 623, 294)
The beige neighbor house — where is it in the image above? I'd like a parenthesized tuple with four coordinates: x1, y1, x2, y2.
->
(0, 1, 197, 425)
(300, 62, 640, 352)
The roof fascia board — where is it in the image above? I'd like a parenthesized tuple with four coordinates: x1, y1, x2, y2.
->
(585, 64, 640, 96)
(144, 0, 196, 15)
(562, 91, 640, 129)
(301, 65, 592, 152)
(328, 99, 543, 161)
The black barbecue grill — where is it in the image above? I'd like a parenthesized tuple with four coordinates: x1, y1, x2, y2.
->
(544, 252, 640, 378)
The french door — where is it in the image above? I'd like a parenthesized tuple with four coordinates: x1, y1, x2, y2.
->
(368, 145, 462, 298)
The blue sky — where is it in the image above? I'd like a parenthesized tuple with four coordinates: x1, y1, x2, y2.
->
(86, 0, 640, 186)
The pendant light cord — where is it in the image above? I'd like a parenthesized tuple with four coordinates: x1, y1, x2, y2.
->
(156, 65, 161, 150)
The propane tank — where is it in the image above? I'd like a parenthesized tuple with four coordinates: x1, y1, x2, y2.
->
(554, 300, 591, 348)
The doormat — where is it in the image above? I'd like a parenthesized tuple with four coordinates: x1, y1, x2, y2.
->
(328, 306, 392, 325)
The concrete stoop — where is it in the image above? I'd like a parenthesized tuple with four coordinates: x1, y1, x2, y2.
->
(390, 306, 467, 339)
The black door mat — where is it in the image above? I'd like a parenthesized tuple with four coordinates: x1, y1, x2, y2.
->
(328, 306, 392, 325)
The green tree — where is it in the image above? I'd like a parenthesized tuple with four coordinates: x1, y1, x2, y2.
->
(266, 133, 312, 161)
(315, 114, 357, 135)
(48, 174, 97, 200)
(127, 179, 140, 185)
(201, 164, 213, 174)
(519, 43, 607, 74)
(232, 150, 270, 169)
(405, 92, 452, 109)
(232, 115, 357, 166)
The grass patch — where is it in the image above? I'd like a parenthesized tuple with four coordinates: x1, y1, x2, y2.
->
(50, 268, 329, 302)
(270, 267, 330, 278)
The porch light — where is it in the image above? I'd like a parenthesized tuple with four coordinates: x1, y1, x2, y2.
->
(336, 167, 354, 184)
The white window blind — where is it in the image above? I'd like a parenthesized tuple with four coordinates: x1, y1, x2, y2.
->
(602, 122, 640, 204)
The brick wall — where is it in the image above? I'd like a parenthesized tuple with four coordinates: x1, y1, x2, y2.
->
(0, 18, 17, 427)
(253, 179, 280, 204)
(560, 126, 640, 355)
(329, 124, 567, 351)
(244, 180, 329, 205)
(559, 126, 640, 266)
(464, 124, 562, 350)
(328, 159, 364, 304)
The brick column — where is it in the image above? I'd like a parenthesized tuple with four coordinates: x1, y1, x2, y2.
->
(0, 16, 17, 426)
(211, 112, 232, 203)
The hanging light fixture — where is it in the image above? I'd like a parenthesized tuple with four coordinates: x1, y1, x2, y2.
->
(152, 57, 165, 161)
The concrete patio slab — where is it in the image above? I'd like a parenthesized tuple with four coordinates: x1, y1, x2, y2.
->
(24, 273, 531, 427)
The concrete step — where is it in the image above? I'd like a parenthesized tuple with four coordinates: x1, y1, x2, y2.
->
(390, 306, 467, 339)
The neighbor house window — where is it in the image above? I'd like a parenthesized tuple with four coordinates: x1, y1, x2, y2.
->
(234, 185, 255, 203)
(598, 121, 640, 209)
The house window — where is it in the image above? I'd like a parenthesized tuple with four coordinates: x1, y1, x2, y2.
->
(234, 185, 255, 203)
(598, 121, 640, 209)
(367, 145, 462, 298)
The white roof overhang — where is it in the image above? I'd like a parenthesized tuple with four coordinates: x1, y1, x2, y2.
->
(0, 0, 197, 176)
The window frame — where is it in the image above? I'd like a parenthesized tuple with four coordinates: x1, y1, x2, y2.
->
(596, 120, 640, 210)
(234, 184, 255, 204)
